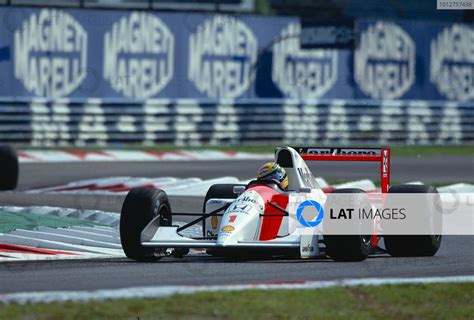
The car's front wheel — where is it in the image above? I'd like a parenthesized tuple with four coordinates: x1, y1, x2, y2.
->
(324, 188, 374, 262)
(120, 187, 172, 262)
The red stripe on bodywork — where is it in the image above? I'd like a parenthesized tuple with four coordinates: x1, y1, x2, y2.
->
(248, 185, 289, 241)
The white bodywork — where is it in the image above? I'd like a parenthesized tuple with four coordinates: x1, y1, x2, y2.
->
(141, 147, 327, 258)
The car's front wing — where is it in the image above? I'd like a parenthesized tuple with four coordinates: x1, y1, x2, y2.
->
(140, 226, 322, 258)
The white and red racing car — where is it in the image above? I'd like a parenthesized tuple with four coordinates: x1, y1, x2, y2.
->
(120, 146, 442, 262)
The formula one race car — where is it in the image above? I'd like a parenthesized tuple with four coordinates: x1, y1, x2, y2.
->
(120, 146, 442, 262)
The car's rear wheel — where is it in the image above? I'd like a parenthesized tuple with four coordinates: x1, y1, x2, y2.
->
(324, 188, 373, 262)
(0, 145, 19, 191)
(384, 185, 442, 257)
(120, 187, 172, 262)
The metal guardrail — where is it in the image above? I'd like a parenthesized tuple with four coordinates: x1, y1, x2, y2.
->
(0, 99, 472, 146)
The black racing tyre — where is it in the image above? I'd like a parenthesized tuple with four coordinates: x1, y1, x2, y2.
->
(202, 183, 246, 212)
(324, 188, 373, 262)
(0, 145, 19, 191)
(384, 185, 442, 257)
(120, 187, 172, 262)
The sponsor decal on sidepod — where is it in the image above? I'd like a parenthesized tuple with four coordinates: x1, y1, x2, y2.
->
(221, 225, 235, 232)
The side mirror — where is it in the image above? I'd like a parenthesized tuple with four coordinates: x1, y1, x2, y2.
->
(233, 186, 246, 195)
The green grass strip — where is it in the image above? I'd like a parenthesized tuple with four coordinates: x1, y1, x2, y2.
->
(1, 283, 472, 319)
(0, 210, 99, 234)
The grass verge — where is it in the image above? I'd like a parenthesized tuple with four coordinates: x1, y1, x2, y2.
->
(1, 283, 473, 320)
(0, 210, 100, 234)
(18, 145, 474, 156)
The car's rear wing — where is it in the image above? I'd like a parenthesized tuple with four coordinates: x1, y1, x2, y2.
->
(293, 147, 390, 193)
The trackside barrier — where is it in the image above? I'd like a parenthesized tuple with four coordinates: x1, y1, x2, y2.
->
(0, 98, 472, 146)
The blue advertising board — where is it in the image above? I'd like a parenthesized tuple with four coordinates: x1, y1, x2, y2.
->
(0, 7, 472, 102)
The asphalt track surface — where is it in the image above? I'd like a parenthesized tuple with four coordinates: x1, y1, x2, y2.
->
(1, 236, 473, 294)
(0, 157, 473, 293)
(15, 155, 474, 191)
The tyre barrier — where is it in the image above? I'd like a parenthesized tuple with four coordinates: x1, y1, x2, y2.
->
(0, 98, 472, 146)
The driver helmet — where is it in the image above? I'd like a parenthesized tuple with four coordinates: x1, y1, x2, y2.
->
(256, 162, 289, 190)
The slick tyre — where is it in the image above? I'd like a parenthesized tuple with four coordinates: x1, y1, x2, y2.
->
(120, 187, 172, 262)
(384, 185, 442, 257)
(324, 189, 373, 262)
(0, 145, 18, 191)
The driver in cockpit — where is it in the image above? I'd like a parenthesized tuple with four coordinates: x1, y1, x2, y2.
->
(256, 162, 288, 191)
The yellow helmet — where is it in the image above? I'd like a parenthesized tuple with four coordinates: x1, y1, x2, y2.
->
(256, 162, 289, 190)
